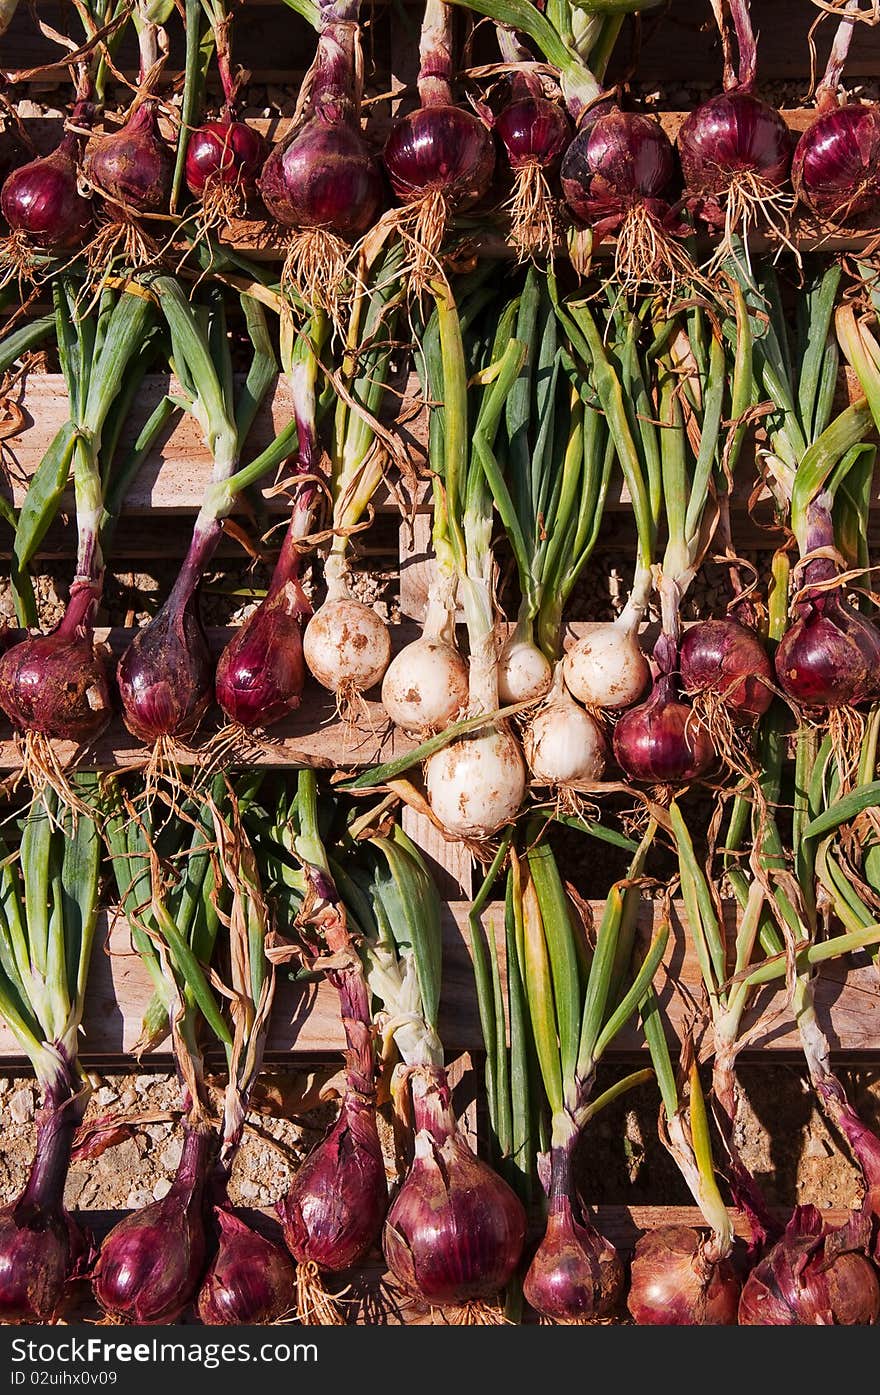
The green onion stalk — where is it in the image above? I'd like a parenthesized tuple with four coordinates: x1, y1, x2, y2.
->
(301, 246, 405, 713)
(732, 256, 879, 776)
(336, 819, 526, 1320)
(484, 267, 615, 797)
(421, 284, 529, 840)
(260, 771, 388, 1326)
(729, 564, 880, 1324)
(0, 276, 161, 810)
(175, 0, 266, 231)
(94, 774, 233, 1324)
(116, 278, 295, 756)
(0, 779, 101, 1321)
(510, 826, 662, 1322)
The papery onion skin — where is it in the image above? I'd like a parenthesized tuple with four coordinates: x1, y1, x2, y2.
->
(561, 108, 677, 233)
(1, 137, 92, 249)
(525, 696, 606, 787)
(117, 586, 213, 743)
(197, 1209, 296, 1325)
(259, 119, 382, 237)
(216, 580, 309, 730)
(680, 617, 773, 721)
(383, 1067, 526, 1305)
(523, 1142, 622, 1323)
(612, 677, 715, 784)
(739, 1207, 880, 1326)
(278, 1091, 387, 1273)
(496, 97, 570, 171)
(0, 583, 111, 742)
(627, 1225, 741, 1326)
(383, 106, 496, 207)
(93, 1126, 211, 1325)
(793, 103, 880, 226)
(774, 592, 880, 708)
(677, 91, 792, 218)
(185, 120, 265, 197)
(84, 103, 172, 215)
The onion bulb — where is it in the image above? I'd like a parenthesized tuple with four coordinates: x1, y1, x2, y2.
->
(563, 620, 650, 711)
(627, 1225, 741, 1325)
(425, 723, 526, 839)
(497, 630, 552, 705)
(739, 1207, 880, 1326)
(525, 673, 606, 788)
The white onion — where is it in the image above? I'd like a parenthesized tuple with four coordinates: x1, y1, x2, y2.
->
(563, 620, 649, 710)
(525, 687, 606, 786)
(425, 724, 526, 838)
(303, 596, 391, 694)
(497, 634, 552, 705)
(381, 637, 469, 733)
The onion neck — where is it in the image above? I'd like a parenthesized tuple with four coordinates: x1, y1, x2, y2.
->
(19, 1065, 83, 1216)
(727, 0, 758, 91)
(798, 493, 840, 593)
(57, 577, 101, 641)
(329, 963, 377, 1100)
(311, 10, 361, 122)
(666, 1108, 734, 1263)
(817, 0, 859, 111)
(410, 1064, 457, 1144)
(166, 514, 223, 616)
(418, 0, 454, 108)
(421, 570, 459, 647)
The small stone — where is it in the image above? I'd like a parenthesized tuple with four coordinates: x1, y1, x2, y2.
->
(0, 1077, 11, 1095)
(238, 1179, 260, 1201)
(160, 1139, 182, 1172)
(143, 1123, 168, 1143)
(126, 1189, 152, 1209)
(93, 1086, 118, 1108)
(152, 1178, 172, 1201)
(8, 1087, 34, 1124)
(134, 1075, 154, 1095)
(805, 1136, 832, 1159)
(257, 1187, 271, 1204)
(119, 1091, 137, 1109)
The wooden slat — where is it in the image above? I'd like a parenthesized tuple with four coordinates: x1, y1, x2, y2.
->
(0, 899, 875, 1063)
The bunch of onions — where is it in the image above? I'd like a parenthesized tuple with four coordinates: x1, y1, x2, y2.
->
(382, 0, 495, 293)
(676, 0, 793, 263)
(0, 277, 154, 807)
(793, 1, 880, 228)
(422, 287, 526, 839)
(0, 784, 100, 1321)
(259, 0, 382, 318)
(302, 246, 404, 715)
(117, 279, 291, 756)
(0, 101, 93, 277)
(271, 771, 388, 1324)
(344, 823, 525, 1319)
(196, 797, 296, 1325)
(179, 0, 265, 230)
(216, 311, 325, 730)
(512, 832, 664, 1324)
(82, 10, 172, 268)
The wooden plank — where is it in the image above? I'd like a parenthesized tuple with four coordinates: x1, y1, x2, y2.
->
(0, 900, 875, 1064)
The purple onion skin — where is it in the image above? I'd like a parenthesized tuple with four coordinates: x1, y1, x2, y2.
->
(523, 1199, 622, 1322)
(197, 1209, 296, 1325)
(383, 1067, 526, 1306)
(259, 120, 382, 238)
(793, 104, 880, 226)
(84, 103, 172, 215)
(612, 676, 715, 784)
(117, 591, 213, 743)
(0, 582, 111, 742)
(0, 1075, 84, 1323)
(496, 97, 570, 171)
(774, 592, 880, 709)
(93, 1126, 211, 1325)
(627, 1226, 741, 1325)
(560, 108, 677, 235)
(185, 120, 266, 198)
(680, 618, 773, 721)
(677, 91, 792, 218)
(1, 139, 91, 249)
(739, 1207, 880, 1326)
(383, 107, 496, 207)
(215, 578, 309, 730)
(278, 1091, 387, 1272)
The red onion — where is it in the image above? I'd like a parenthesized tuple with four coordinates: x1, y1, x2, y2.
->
(383, 106, 496, 216)
(523, 1143, 622, 1323)
(627, 1225, 741, 1325)
(1, 133, 91, 251)
(93, 1125, 211, 1325)
(495, 84, 570, 259)
(0, 581, 111, 743)
(739, 1206, 880, 1325)
(774, 590, 880, 708)
(117, 569, 214, 744)
(185, 119, 265, 199)
(561, 106, 678, 238)
(794, 104, 880, 227)
(197, 1208, 296, 1325)
(680, 617, 773, 721)
(383, 1067, 525, 1308)
(278, 1090, 387, 1275)
(84, 101, 172, 217)
(612, 676, 715, 784)
(0, 1075, 85, 1323)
